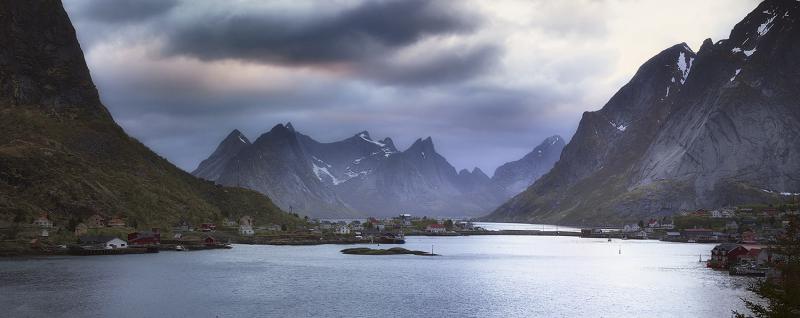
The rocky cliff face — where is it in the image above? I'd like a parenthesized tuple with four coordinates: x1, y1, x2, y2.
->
(197, 125, 564, 218)
(486, 0, 800, 224)
(0, 0, 302, 228)
(491, 135, 565, 196)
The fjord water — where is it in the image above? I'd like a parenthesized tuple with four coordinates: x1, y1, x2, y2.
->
(1, 236, 751, 317)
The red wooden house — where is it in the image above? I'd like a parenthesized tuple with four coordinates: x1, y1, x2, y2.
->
(127, 228, 161, 245)
(199, 223, 216, 232)
(203, 235, 217, 246)
(709, 243, 749, 269)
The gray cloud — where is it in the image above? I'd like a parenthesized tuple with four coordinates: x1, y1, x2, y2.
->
(70, 0, 178, 23)
(362, 44, 501, 86)
(162, 0, 479, 65)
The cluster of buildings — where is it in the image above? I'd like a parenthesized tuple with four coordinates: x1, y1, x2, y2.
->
(172, 216, 283, 237)
(312, 214, 477, 236)
(707, 243, 786, 278)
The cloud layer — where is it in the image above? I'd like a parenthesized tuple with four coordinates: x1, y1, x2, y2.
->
(63, 0, 759, 174)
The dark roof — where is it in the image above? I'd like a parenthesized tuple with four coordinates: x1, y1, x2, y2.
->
(79, 235, 120, 244)
(713, 243, 744, 252)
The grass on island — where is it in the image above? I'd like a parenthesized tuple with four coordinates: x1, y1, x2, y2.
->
(340, 247, 438, 256)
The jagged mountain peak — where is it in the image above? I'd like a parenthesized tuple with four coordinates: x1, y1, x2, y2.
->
(542, 135, 565, 147)
(285, 122, 295, 132)
(408, 136, 435, 152)
(223, 129, 250, 145)
(472, 167, 489, 179)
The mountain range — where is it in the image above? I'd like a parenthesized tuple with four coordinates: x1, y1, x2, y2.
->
(0, 0, 302, 229)
(485, 0, 800, 224)
(193, 125, 564, 218)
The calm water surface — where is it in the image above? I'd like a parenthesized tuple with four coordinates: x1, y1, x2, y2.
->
(0, 235, 754, 317)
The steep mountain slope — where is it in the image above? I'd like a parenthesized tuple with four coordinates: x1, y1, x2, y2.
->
(487, 0, 800, 224)
(0, 0, 302, 229)
(491, 135, 565, 196)
(193, 129, 250, 181)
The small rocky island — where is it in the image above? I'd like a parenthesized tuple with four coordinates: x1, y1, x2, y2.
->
(341, 247, 438, 256)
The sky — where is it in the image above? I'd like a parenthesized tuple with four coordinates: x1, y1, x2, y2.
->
(63, 0, 759, 174)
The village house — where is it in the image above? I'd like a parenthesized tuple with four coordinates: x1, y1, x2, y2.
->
(79, 235, 128, 249)
(720, 207, 737, 218)
(682, 228, 714, 241)
(623, 224, 640, 233)
(223, 218, 238, 227)
(710, 210, 723, 218)
(350, 221, 364, 231)
(107, 217, 126, 228)
(199, 223, 216, 232)
(203, 235, 218, 247)
(32, 214, 52, 228)
(664, 231, 682, 241)
(265, 224, 282, 232)
(426, 224, 446, 233)
(335, 225, 351, 235)
(173, 219, 191, 232)
(709, 243, 749, 268)
(398, 214, 412, 226)
(239, 215, 254, 236)
(86, 214, 106, 228)
(741, 230, 757, 244)
(128, 229, 161, 245)
(761, 208, 779, 217)
(74, 223, 88, 236)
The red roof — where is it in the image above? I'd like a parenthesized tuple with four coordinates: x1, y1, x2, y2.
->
(746, 248, 762, 256)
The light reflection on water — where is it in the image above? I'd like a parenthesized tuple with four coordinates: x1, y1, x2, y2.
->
(0, 235, 753, 317)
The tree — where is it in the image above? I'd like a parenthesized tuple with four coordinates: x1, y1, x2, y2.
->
(443, 219, 454, 230)
(735, 216, 800, 317)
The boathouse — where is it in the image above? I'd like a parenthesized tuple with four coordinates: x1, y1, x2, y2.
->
(709, 243, 748, 268)
(79, 236, 128, 249)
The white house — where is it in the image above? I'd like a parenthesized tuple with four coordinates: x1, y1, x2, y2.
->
(623, 224, 640, 233)
(710, 210, 723, 218)
(239, 215, 255, 236)
(426, 224, 446, 233)
(239, 225, 254, 236)
(79, 236, 128, 249)
(335, 225, 351, 235)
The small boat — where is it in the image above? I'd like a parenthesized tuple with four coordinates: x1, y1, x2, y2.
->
(607, 237, 612, 242)
(175, 245, 186, 251)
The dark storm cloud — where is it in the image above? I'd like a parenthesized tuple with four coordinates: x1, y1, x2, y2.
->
(70, 0, 178, 23)
(162, 0, 479, 65)
(363, 44, 500, 85)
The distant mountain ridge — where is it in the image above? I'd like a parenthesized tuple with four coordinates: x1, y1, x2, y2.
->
(486, 0, 800, 224)
(194, 125, 564, 218)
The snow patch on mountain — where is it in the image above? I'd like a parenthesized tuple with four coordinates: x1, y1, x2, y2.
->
(359, 133, 385, 147)
(676, 52, 693, 84)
